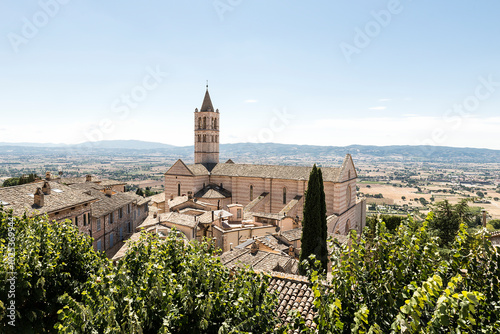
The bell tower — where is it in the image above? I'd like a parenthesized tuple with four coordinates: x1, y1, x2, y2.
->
(194, 84, 219, 166)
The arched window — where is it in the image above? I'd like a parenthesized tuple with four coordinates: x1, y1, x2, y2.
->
(214, 118, 218, 129)
(283, 187, 287, 205)
(211, 118, 214, 129)
(198, 117, 201, 129)
(348, 170, 351, 179)
(197, 135, 201, 142)
(203, 135, 206, 142)
(203, 117, 207, 129)
(345, 219, 351, 234)
(211, 135, 214, 142)
(215, 135, 218, 142)
(250, 185, 254, 201)
(346, 185, 352, 208)
(177, 184, 181, 196)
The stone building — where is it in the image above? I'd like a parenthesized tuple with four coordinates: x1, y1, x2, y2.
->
(164, 87, 366, 240)
(69, 183, 149, 256)
(0, 181, 97, 235)
(0, 175, 149, 257)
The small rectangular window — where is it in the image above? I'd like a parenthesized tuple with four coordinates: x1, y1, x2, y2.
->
(119, 208, 123, 219)
(96, 218, 101, 231)
(97, 239, 102, 251)
(75, 216, 78, 226)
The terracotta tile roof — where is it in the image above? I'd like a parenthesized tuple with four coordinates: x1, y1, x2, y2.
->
(98, 180, 127, 186)
(256, 235, 290, 252)
(0, 181, 97, 217)
(194, 184, 231, 199)
(160, 211, 198, 228)
(88, 190, 148, 218)
(68, 183, 105, 191)
(266, 273, 316, 328)
(244, 192, 269, 212)
(221, 248, 299, 274)
(280, 228, 302, 242)
(148, 192, 165, 203)
(210, 163, 341, 182)
(185, 162, 342, 182)
(58, 177, 101, 185)
(167, 195, 189, 208)
(279, 195, 302, 216)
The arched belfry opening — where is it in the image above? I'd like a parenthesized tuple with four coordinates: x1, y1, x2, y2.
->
(194, 84, 220, 166)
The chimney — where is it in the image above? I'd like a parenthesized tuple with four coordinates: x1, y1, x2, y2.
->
(45, 172, 51, 181)
(170, 194, 174, 200)
(229, 242, 233, 251)
(42, 181, 51, 195)
(34, 187, 44, 207)
(250, 241, 259, 255)
(288, 245, 295, 257)
(153, 212, 158, 218)
(187, 191, 193, 200)
(86, 174, 92, 182)
(105, 186, 113, 197)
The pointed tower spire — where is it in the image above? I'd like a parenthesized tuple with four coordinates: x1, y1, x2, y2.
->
(200, 86, 214, 112)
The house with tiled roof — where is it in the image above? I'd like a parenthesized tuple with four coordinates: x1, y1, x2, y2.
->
(0, 179, 99, 239)
(0, 174, 149, 258)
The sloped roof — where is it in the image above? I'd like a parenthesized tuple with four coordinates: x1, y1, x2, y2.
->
(267, 273, 316, 328)
(194, 184, 232, 199)
(182, 162, 342, 182)
(220, 248, 299, 274)
(160, 211, 198, 228)
(148, 192, 165, 203)
(88, 190, 146, 218)
(0, 181, 97, 217)
(256, 235, 289, 252)
(200, 89, 215, 112)
(280, 228, 302, 242)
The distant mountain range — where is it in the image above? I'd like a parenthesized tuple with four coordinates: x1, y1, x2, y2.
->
(0, 140, 499, 163)
(0, 140, 175, 150)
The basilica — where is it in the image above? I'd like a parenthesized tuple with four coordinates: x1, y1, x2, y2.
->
(164, 87, 366, 242)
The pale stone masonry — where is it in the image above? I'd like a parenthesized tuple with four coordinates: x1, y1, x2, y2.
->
(164, 87, 366, 244)
(0, 175, 149, 257)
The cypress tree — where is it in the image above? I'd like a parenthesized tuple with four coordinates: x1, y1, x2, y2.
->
(299, 164, 328, 274)
(317, 168, 328, 271)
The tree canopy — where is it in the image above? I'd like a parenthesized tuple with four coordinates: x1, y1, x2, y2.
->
(0, 209, 280, 333)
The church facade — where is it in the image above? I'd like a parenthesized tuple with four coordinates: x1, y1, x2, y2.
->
(164, 88, 366, 236)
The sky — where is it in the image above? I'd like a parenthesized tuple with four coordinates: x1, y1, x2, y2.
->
(1, 1, 499, 149)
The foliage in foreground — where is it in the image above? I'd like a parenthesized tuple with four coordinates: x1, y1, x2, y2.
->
(56, 233, 279, 333)
(0, 209, 107, 333)
(0, 208, 280, 333)
(298, 215, 500, 333)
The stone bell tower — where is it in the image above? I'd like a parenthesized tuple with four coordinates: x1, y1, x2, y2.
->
(194, 84, 219, 166)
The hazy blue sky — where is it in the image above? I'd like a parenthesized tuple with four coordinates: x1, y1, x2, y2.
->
(1, 1, 499, 149)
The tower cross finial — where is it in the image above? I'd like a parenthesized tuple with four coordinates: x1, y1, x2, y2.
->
(206, 80, 208, 89)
